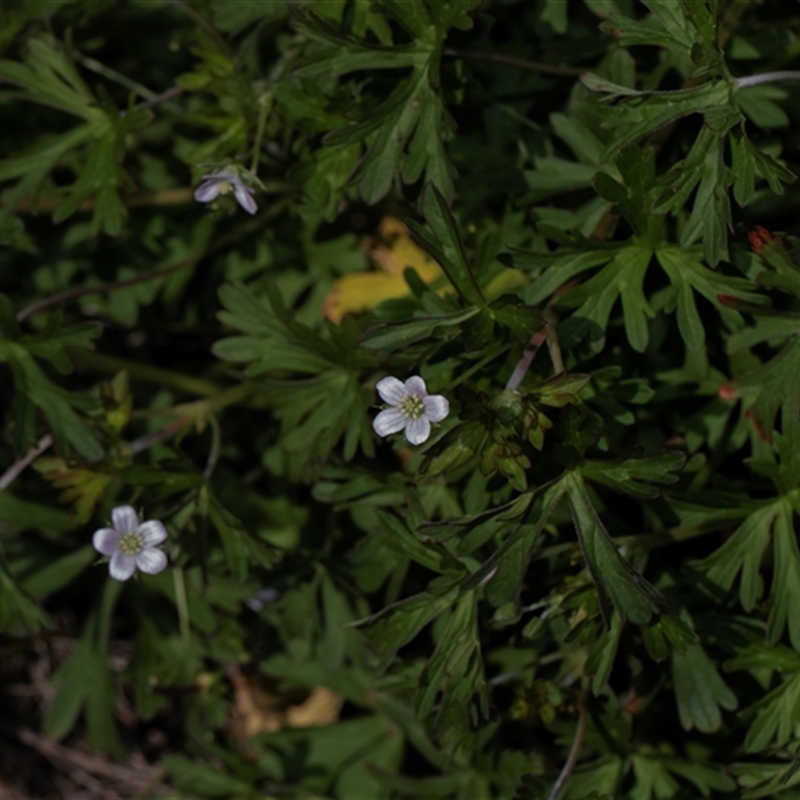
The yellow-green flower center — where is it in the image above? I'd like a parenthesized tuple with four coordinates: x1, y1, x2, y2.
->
(398, 394, 425, 420)
(119, 531, 144, 556)
(218, 180, 233, 195)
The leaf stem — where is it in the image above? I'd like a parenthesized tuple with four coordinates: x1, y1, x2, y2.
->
(250, 92, 272, 176)
(203, 415, 222, 480)
(172, 567, 191, 647)
(735, 71, 800, 88)
(547, 686, 589, 800)
(443, 47, 585, 77)
(0, 435, 53, 493)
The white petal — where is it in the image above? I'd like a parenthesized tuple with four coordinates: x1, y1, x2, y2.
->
(136, 548, 168, 575)
(373, 408, 407, 437)
(109, 551, 137, 581)
(404, 375, 428, 397)
(376, 376, 406, 405)
(138, 520, 167, 546)
(194, 180, 222, 203)
(405, 416, 431, 445)
(112, 505, 139, 533)
(93, 528, 122, 556)
(423, 394, 450, 423)
(233, 183, 258, 215)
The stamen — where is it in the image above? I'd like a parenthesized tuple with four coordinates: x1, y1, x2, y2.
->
(119, 531, 144, 556)
(218, 181, 233, 195)
(398, 394, 425, 420)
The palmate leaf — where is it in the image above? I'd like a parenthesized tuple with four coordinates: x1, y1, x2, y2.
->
(214, 282, 377, 469)
(0, 36, 151, 233)
(1, 341, 102, 460)
(736, 669, 800, 753)
(415, 589, 488, 724)
(581, 449, 685, 499)
(294, 2, 479, 204)
(458, 471, 666, 627)
(564, 473, 663, 625)
(513, 240, 760, 354)
(696, 498, 800, 650)
(672, 641, 738, 733)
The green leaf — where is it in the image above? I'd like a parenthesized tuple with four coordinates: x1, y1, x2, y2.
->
(354, 587, 459, 663)
(207, 490, 249, 582)
(586, 612, 623, 693)
(767, 503, 800, 650)
(564, 473, 663, 625)
(21, 546, 95, 598)
(695, 501, 776, 614)
(488, 295, 544, 339)
(409, 184, 486, 307)
(740, 671, 800, 753)
(557, 244, 654, 353)
(377, 510, 448, 572)
(0, 341, 102, 459)
(416, 590, 488, 722)
(580, 449, 686, 499)
(672, 642, 738, 733)
(164, 756, 253, 797)
(359, 307, 479, 351)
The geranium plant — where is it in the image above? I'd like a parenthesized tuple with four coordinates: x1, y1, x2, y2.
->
(1, 1, 800, 798)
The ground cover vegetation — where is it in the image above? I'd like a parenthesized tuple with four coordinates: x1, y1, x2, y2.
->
(1, 0, 800, 798)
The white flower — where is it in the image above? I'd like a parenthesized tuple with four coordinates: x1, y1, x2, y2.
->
(372, 375, 449, 445)
(92, 505, 168, 581)
(194, 169, 257, 215)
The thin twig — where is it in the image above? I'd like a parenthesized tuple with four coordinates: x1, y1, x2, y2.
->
(130, 84, 184, 111)
(547, 690, 589, 800)
(15, 194, 293, 322)
(128, 416, 190, 455)
(505, 327, 548, 392)
(505, 282, 575, 391)
(0, 435, 53, 492)
(17, 256, 197, 322)
(165, 0, 230, 53)
(443, 47, 585, 77)
(203, 415, 222, 480)
(78, 54, 159, 101)
(735, 70, 800, 88)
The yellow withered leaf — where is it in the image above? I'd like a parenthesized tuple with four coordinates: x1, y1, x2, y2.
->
(323, 216, 527, 323)
(324, 216, 446, 323)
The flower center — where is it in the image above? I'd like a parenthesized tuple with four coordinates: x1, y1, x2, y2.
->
(218, 180, 233, 195)
(119, 531, 144, 556)
(398, 393, 425, 420)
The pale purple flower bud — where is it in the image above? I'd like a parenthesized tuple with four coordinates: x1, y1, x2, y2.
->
(194, 170, 257, 215)
(93, 505, 168, 581)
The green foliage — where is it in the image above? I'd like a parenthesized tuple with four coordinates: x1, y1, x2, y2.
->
(1, 1, 800, 798)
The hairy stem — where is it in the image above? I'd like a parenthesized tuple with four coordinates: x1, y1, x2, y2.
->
(0, 435, 53, 493)
(735, 70, 800, 88)
(505, 290, 572, 392)
(547, 688, 589, 800)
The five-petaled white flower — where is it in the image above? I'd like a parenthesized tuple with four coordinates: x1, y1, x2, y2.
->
(194, 169, 257, 215)
(93, 505, 168, 581)
(372, 375, 449, 445)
